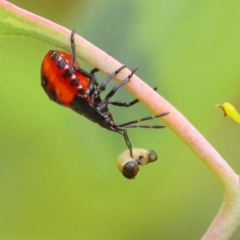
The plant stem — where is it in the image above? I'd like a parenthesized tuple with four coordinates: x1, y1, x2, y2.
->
(1, 1, 240, 239)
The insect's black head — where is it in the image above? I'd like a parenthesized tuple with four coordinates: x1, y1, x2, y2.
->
(122, 161, 139, 179)
(147, 150, 158, 163)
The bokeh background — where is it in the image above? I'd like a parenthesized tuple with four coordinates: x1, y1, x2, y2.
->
(1, 1, 240, 239)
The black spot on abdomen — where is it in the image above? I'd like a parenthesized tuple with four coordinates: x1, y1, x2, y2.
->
(62, 68, 72, 79)
(70, 78, 80, 87)
(57, 59, 66, 69)
(77, 88, 85, 96)
(51, 52, 58, 62)
(48, 50, 54, 55)
(41, 74, 48, 89)
(47, 88, 58, 102)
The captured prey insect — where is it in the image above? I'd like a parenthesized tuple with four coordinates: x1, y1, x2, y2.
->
(117, 148, 158, 179)
(41, 30, 169, 157)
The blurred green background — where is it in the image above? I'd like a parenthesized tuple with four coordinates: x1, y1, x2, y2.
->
(1, 1, 240, 239)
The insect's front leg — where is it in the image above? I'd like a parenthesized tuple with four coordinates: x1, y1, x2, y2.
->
(117, 128, 133, 158)
(97, 65, 126, 92)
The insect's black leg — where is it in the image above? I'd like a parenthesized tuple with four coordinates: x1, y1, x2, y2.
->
(107, 87, 157, 108)
(123, 125, 166, 129)
(70, 29, 77, 69)
(97, 65, 127, 92)
(108, 99, 139, 107)
(90, 68, 99, 75)
(70, 30, 98, 85)
(117, 128, 133, 157)
(75, 68, 99, 85)
(104, 68, 138, 102)
(118, 112, 169, 127)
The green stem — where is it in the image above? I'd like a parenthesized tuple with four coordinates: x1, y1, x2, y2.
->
(1, 1, 240, 239)
(0, 0, 122, 76)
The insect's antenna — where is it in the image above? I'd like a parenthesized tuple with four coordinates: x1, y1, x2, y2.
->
(118, 112, 169, 128)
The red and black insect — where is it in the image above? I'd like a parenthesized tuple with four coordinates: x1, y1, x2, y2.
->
(41, 30, 168, 157)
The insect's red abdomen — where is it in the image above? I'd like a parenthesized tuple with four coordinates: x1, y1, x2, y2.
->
(41, 50, 90, 106)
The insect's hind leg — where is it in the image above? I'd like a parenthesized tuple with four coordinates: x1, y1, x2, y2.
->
(117, 128, 133, 157)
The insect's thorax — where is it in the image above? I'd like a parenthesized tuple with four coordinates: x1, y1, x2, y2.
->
(71, 94, 114, 130)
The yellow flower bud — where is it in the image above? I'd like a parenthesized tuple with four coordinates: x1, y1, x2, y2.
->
(215, 102, 240, 124)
